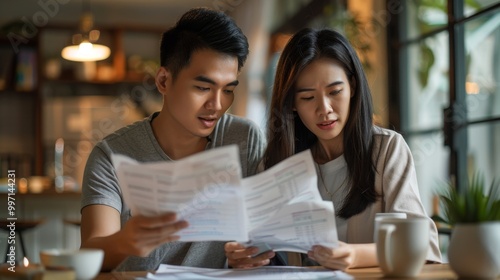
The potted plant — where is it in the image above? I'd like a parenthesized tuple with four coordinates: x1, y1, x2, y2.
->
(434, 174, 500, 278)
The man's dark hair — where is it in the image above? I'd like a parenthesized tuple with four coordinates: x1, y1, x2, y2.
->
(160, 8, 249, 79)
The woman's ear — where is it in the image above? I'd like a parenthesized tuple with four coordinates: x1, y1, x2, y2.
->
(155, 67, 171, 94)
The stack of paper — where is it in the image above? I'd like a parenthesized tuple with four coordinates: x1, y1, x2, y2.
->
(133, 264, 354, 279)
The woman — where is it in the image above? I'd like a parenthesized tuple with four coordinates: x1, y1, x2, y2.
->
(225, 28, 441, 270)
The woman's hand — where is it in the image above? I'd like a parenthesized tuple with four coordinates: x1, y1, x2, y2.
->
(308, 242, 377, 270)
(224, 242, 275, 269)
(307, 242, 356, 270)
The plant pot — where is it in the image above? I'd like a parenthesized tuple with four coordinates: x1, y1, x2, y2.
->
(448, 222, 500, 278)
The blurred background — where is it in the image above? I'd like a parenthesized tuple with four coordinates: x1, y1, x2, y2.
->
(0, 0, 499, 263)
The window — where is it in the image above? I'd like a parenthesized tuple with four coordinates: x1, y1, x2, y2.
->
(388, 0, 500, 211)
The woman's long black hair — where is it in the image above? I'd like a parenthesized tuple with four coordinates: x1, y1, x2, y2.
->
(263, 28, 377, 218)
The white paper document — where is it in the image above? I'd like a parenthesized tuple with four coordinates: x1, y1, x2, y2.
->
(242, 150, 338, 252)
(136, 264, 354, 280)
(113, 145, 247, 241)
(112, 145, 338, 252)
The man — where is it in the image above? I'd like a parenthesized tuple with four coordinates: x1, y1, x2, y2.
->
(80, 8, 265, 271)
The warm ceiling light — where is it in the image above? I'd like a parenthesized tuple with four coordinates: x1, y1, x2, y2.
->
(61, 1, 110, 62)
(62, 41, 110, 61)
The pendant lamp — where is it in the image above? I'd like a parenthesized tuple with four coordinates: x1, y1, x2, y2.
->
(61, 0, 110, 62)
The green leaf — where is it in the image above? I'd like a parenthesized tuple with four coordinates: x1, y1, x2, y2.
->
(435, 172, 500, 225)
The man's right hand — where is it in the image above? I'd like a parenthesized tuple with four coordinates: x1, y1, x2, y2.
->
(81, 205, 189, 271)
(118, 212, 189, 257)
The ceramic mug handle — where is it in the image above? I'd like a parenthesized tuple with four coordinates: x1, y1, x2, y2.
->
(377, 224, 396, 274)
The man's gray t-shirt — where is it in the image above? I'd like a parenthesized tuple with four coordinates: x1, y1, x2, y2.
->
(81, 112, 265, 271)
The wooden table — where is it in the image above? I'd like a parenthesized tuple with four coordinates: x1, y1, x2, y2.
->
(95, 264, 467, 279)
(345, 263, 457, 278)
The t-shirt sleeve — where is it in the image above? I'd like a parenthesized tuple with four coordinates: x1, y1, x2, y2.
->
(81, 143, 123, 213)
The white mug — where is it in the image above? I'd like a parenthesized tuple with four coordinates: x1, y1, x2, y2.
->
(376, 218, 429, 278)
(373, 212, 407, 243)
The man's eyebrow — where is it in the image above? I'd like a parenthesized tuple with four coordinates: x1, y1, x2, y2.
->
(194, 76, 239, 87)
(226, 80, 239, 87)
(296, 81, 344, 93)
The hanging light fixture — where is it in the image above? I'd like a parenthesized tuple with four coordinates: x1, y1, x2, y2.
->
(61, 0, 110, 62)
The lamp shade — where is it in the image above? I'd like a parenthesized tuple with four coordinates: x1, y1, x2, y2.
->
(61, 41, 110, 62)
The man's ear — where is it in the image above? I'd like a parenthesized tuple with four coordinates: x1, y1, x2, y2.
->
(155, 67, 171, 93)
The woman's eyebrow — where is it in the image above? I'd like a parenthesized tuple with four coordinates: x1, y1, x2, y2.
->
(296, 87, 314, 93)
(296, 81, 344, 93)
(326, 81, 344, 87)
